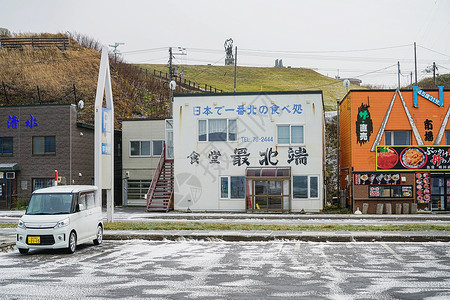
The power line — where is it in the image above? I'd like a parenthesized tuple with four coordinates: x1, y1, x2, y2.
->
(417, 44, 450, 58)
(121, 47, 168, 55)
(240, 44, 413, 54)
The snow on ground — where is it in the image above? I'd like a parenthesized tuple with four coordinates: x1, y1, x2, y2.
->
(0, 240, 449, 299)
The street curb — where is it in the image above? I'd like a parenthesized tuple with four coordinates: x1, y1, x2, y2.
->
(2, 231, 449, 251)
(102, 231, 450, 243)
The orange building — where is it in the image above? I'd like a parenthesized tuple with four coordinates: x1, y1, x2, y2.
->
(339, 88, 450, 213)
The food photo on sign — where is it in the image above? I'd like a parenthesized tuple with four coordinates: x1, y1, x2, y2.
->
(376, 146, 450, 171)
(415, 173, 431, 203)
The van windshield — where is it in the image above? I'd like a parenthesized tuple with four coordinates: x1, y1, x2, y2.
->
(26, 193, 74, 215)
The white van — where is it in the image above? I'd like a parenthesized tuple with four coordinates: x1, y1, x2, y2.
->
(16, 185, 103, 254)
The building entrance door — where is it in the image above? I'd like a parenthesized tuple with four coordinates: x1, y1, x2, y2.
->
(165, 119, 173, 159)
(254, 180, 283, 210)
(0, 179, 12, 209)
(245, 167, 291, 212)
(430, 174, 450, 211)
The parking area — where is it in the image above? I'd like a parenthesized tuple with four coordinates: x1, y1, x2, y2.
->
(1, 240, 449, 299)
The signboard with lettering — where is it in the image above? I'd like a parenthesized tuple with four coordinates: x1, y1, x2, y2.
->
(356, 103, 373, 145)
(376, 146, 450, 171)
(413, 86, 444, 107)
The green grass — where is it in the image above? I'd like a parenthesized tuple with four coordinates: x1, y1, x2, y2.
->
(2, 222, 447, 231)
(0, 224, 17, 228)
(104, 222, 450, 232)
(139, 64, 366, 111)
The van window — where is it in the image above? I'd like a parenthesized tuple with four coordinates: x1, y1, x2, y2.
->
(26, 193, 73, 215)
(86, 192, 95, 208)
(78, 194, 87, 211)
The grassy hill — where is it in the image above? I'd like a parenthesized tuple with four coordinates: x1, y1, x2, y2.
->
(0, 33, 177, 127)
(412, 73, 450, 89)
(139, 64, 366, 110)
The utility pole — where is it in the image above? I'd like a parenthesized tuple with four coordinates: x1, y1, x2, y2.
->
(397, 61, 401, 89)
(108, 42, 124, 63)
(414, 42, 418, 86)
(433, 62, 437, 86)
(234, 46, 237, 93)
(410, 72, 413, 89)
(168, 47, 173, 79)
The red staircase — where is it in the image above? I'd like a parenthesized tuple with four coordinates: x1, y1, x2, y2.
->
(146, 143, 174, 212)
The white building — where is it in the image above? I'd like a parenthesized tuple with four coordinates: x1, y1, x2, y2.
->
(173, 91, 325, 212)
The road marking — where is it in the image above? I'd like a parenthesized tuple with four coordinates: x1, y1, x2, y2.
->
(289, 241, 301, 263)
(277, 243, 285, 256)
(381, 243, 404, 261)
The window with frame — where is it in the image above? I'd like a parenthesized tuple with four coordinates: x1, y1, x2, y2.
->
(369, 185, 412, 198)
(152, 140, 164, 156)
(130, 141, 151, 157)
(277, 125, 304, 145)
(220, 176, 245, 199)
(33, 178, 53, 191)
(293, 175, 319, 198)
(33, 136, 55, 154)
(384, 131, 410, 145)
(198, 119, 237, 142)
(0, 137, 13, 154)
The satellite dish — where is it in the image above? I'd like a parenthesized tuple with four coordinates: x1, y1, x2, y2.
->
(78, 100, 84, 110)
(343, 79, 350, 91)
(170, 80, 177, 91)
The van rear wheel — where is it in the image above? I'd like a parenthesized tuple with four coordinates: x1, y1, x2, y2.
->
(93, 225, 103, 245)
(67, 231, 77, 254)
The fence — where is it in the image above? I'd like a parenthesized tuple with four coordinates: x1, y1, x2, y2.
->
(150, 69, 223, 93)
(0, 37, 70, 51)
(0, 81, 79, 105)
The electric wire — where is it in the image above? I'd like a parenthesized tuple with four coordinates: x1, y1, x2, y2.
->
(417, 45, 450, 58)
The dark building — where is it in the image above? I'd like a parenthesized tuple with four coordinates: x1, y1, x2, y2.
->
(0, 104, 122, 209)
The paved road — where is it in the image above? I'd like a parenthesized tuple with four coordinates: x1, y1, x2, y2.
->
(1, 240, 449, 299)
(2, 209, 450, 226)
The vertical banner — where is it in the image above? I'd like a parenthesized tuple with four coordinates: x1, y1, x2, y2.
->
(95, 47, 114, 222)
(101, 107, 112, 189)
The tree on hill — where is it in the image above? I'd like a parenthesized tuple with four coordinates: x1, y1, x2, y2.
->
(416, 74, 450, 89)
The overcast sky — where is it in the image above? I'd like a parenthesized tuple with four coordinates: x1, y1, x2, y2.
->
(1, 0, 450, 87)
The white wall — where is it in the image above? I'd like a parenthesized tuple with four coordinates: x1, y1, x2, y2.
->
(173, 92, 324, 212)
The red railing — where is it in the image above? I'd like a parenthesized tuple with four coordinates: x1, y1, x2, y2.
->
(145, 143, 166, 211)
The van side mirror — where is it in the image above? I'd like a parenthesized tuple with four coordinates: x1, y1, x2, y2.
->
(76, 204, 80, 212)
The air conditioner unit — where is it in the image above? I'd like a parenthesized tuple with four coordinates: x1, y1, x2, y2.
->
(6, 172, 15, 179)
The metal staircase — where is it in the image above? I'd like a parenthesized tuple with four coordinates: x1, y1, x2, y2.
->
(146, 143, 174, 212)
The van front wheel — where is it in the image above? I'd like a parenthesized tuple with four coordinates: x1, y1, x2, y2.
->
(93, 225, 103, 245)
(67, 231, 77, 254)
(18, 248, 29, 254)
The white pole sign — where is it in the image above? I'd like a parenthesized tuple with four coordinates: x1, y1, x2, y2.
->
(95, 47, 114, 222)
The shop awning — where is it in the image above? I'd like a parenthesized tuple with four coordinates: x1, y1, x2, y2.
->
(246, 167, 291, 178)
(0, 163, 19, 171)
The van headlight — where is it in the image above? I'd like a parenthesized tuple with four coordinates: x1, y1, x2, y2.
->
(54, 218, 70, 228)
(18, 219, 26, 229)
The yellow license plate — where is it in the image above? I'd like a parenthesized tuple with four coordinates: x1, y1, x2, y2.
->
(28, 236, 40, 244)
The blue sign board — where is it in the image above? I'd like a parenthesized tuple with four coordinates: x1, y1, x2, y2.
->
(101, 143, 111, 155)
(413, 86, 444, 107)
(102, 107, 111, 132)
